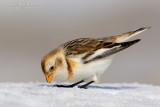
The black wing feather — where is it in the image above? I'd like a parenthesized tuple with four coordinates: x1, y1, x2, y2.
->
(83, 39, 140, 64)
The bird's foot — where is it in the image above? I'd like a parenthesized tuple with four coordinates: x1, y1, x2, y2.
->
(78, 80, 95, 89)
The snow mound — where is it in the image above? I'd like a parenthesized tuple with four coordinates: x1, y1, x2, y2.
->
(0, 82, 160, 107)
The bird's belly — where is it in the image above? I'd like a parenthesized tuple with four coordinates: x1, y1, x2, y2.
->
(70, 57, 113, 82)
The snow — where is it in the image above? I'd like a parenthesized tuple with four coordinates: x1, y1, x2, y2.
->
(0, 83, 160, 107)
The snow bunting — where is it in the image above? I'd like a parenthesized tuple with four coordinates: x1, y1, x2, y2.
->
(41, 27, 150, 88)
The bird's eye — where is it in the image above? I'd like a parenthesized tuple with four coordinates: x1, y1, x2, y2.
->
(50, 66, 54, 70)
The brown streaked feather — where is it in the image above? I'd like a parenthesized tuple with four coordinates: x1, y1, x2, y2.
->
(62, 27, 149, 58)
(66, 57, 78, 80)
(62, 38, 104, 57)
(61, 27, 149, 64)
(62, 38, 140, 64)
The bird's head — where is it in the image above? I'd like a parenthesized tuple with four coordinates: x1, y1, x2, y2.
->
(41, 48, 65, 83)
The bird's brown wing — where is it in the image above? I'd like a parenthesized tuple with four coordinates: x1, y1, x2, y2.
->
(62, 38, 104, 57)
(62, 38, 140, 64)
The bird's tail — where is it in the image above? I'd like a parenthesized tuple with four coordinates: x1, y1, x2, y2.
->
(99, 27, 151, 43)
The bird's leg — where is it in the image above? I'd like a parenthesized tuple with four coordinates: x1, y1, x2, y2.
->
(54, 80, 84, 88)
(79, 80, 95, 89)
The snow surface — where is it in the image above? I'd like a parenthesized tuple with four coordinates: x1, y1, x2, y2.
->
(0, 83, 160, 107)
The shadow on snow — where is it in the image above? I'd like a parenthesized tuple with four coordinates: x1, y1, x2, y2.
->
(39, 83, 137, 90)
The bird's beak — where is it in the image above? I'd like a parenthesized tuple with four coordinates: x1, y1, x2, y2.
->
(45, 74, 53, 83)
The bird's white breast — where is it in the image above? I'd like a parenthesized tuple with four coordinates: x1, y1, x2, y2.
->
(70, 56, 113, 82)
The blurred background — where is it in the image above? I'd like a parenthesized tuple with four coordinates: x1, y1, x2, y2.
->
(0, 0, 159, 85)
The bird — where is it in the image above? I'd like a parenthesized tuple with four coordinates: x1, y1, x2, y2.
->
(41, 27, 150, 89)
